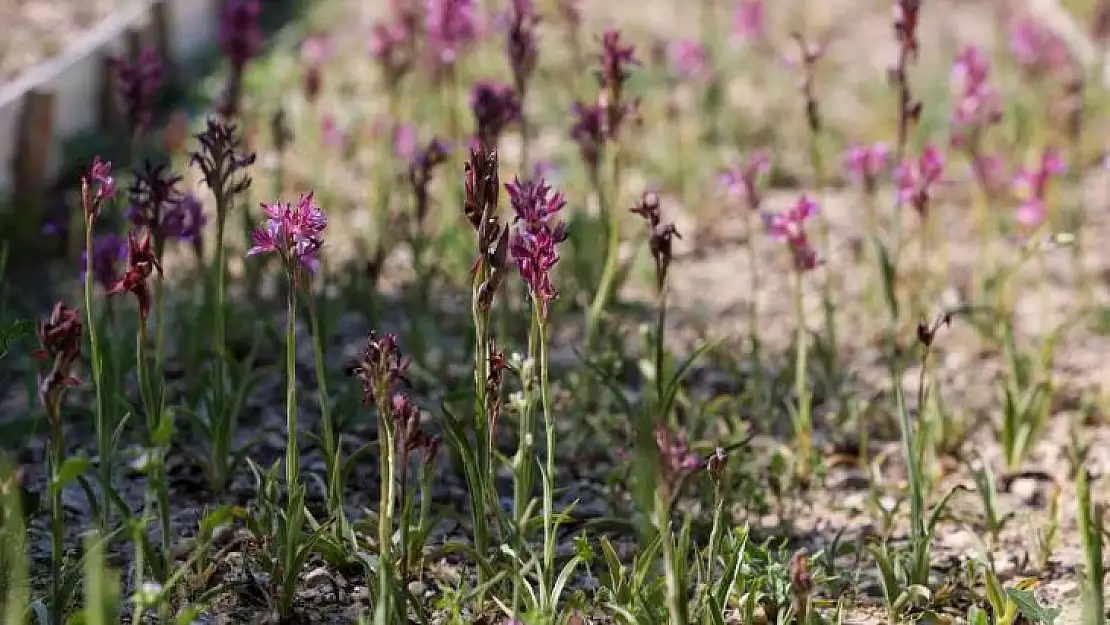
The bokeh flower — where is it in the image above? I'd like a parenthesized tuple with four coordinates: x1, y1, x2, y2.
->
(569, 101, 606, 175)
(81, 234, 128, 290)
(720, 151, 771, 210)
(668, 39, 711, 82)
(733, 0, 766, 43)
(470, 81, 521, 148)
(506, 0, 539, 96)
(246, 192, 329, 275)
(111, 45, 163, 135)
(843, 142, 890, 194)
(425, 0, 479, 69)
(949, 45, 1002, 148)
(1012, 148, 1065, 227)
(893, 144, 946, 216)
(1008, 14, 1071, 78)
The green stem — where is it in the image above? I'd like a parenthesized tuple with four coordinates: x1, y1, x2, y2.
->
(744, 210, 763, 407)
(284, 275, 299, 499)
(306, 294, 341, 522)
(586, 145, 621, 346)
(84, 218, 111, 532)
(377, 401, 396, 619)
(658, 489, 687, 625)
(48, 399, 64, 625)
(538, 312, 556, 610)
(792, 271, 811, 477)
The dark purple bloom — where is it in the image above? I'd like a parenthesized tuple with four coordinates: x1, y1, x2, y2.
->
(81, 234, 127, 290)
(349, 331, 411, 406)
(111, 45, 163, 135)
(471, 81, 521, 148)
(191, 118, 257, 206)
(161, 193, 207, 245)
(595, 29, 639, 137)
(506, 0, 539, 96)
(569, 101, 605, 175)
(408, 137, 451, 229)
(425, 0, 478, 69)
(219, 0, 262, 71)
(218, 0, 262, 117)
(127, 161, 184, 248)
(246, 192, 329, 275)
(508, 178, 567, 320)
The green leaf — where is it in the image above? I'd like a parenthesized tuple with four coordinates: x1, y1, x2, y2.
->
(0, 320, 33, 360)
(54, 456, 91, 490)
(1006, 588, 1061, 624)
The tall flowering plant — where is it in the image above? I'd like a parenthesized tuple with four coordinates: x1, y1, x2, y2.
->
(765, 195, 820, 480)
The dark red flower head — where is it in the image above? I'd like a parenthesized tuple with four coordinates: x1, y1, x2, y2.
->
(349, 332, 411, 407)
(107, 229, 164, 323)
(33, 302, 83, 419)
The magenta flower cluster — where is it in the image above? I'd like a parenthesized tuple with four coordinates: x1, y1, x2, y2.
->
(247, 192, 329, 274)
(764, 195, 820, 272)
(508, 178, 568, 319)
(720, 151, 770, 209)
(949, 45, 1002, 148)
(843, 142, 891, 194)
(893, 144, 946, 216)
(1008, 14, 1071, 78)
(668, 39, 711, 82)
(1012, 148, 1065, 227)
(425, 0, 479, 68)
(733, 0, 766, 42)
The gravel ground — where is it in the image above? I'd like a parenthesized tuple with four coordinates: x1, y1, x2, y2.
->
(0, 0, 125, 83)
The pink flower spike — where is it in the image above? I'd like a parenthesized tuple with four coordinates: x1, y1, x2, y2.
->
(763, 195, 820, 272)
(843, 142, 890, 192)
(733, 0, 766, 42)
(1010, 147, 1064, 228)
(720, 151, 771, 208)
(247, 192, 329, 274)
(894, 144, 946, 216)
(668, 39, 711, 82)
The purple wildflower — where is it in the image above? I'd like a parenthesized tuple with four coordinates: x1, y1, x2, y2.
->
(719, 151, 771, 210)
(596, 29, 638, 136)
(655, 425, 701, 493)
(1012, 148, 1065, 227)
(471, 81, 521, 148)
(300, 35, 334, 102)
(81, 234, 128, 290)
(127, 161, 184, 247)
(191, 118, 257, 205)
(82, 156, 117, 220)
(508, 178, 567, 320)
(349, 331, 411, 406)
(843, 142, 891, 194)
(111, 45, 163, 135)
(1008, 14, 1071, 78)
(425, 0, 478, 69)
(506, 0, 539, 97)
(219, 0, 262, 71)
(108, 229, 163, 323)
(668, 39, 711, 82)
(246, 192, 329, 275)
(408, 137, 451, 229)
(569, 101, 606, 176)
(161, 193, 207, 245)
(218, 0, 262, 117)
(893, 144, 946, 216)
(949, 45, 1002, 149)
(393, 122, 418, 161)
(370, 1, 419, 88)
(764, 195, 820, 272)
(733, 0, 766, 42)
